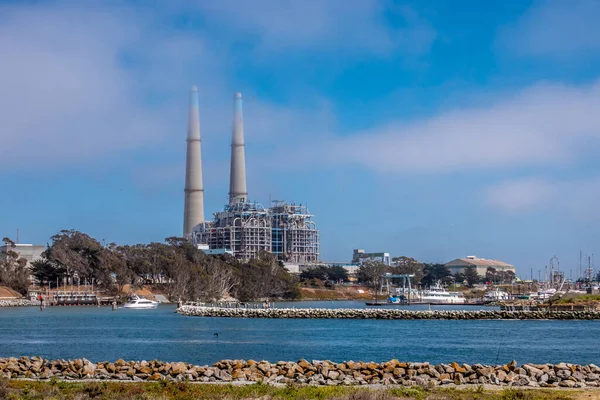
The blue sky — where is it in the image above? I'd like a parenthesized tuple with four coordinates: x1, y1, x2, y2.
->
(1, 0, 600, 278)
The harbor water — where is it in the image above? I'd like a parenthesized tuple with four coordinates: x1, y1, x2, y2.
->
(1, 302, 598, 365)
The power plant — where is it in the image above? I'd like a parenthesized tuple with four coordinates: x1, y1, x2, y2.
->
(183, 88, 319, 264)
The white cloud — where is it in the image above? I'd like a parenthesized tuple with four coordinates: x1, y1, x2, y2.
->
(0, 2, 321, 171)
(485, 176, 600, 219)
(0, 5, 176, 166)
(311, 80, 600, 173)
(191, 0, 436, 55)
(485, 179, 555, 213)
(498, 0, 600, 58)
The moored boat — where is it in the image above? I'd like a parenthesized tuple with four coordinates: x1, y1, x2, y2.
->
(483, 288, 510, 302)
(122, 294, 159, 309)
(419, 282, 465, 304)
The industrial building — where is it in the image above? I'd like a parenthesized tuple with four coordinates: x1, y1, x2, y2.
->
(352, 249, 391, 266)
(444, 256, 515, 277)
(0, 243, 45, 267)
(183, 88, 319, 263)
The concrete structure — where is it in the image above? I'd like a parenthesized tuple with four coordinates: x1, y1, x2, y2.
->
(352, 249, 391, 266)
(183, 86, 205, 237)
(445, 256, 516, 277)
(193, 92, 319, 263)
(229, 92, 247, 204)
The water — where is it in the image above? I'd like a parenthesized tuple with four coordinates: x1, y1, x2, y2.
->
(0, 303, 598, 366)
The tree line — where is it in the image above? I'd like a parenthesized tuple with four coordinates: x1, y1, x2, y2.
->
(299, 256, 516, 289)
(1, 230, 299, 301)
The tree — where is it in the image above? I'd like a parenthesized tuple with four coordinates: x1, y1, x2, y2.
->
(31, 259, 65, 288)
(299, 266, 329, 282)
(421, 263, 452, 287)
(463, 266, 480, 287)
(485, 267, 497, 283)
(0, 237, 31, 295)
(356, 260, 388, 294)
(325, 266, 349, 283)
(44, 230, 108, 286)
(391, 256, 425, 285)
(232, 251, 299, 301)
(299, 266, 349, 284)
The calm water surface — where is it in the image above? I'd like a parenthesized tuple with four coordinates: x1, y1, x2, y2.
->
(0, 302, 598, 365)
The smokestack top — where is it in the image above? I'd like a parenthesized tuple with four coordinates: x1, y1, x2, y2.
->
(234, 92, 242, 99)
(189, 86, 199, 109)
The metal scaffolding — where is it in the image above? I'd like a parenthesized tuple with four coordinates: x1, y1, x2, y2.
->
(270, 201, 319, 264)
(194, 200, 319, 263)
(195, 201, 271, 260)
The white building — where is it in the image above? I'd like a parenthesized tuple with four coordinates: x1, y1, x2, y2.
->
(0, 243, 45, 267)
(444, 255, 515, 277)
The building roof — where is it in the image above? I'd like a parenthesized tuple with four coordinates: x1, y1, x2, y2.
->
(445, 256, 514, 269)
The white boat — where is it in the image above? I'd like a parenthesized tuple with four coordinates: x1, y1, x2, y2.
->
(483, 288, 510, 302)
(529, 288, 557, 301)
(419, 282, 465, 304)
(122, 295, 159, 309)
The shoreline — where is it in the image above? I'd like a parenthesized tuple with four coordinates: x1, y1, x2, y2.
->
(2, 357, 599, 388)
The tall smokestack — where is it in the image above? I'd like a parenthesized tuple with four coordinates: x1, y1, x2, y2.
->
(183, 86, 205, 236)
(229, 92, 247, 204)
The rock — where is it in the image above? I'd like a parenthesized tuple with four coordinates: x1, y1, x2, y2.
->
(148, 373, 163, 381)
(505, 360, 517, 371)
(171, 362, 187, 375)
(451, 362, 465, 373)
(82, 363, 96, 377)
(232, 369, 245, 379)
(559, 380, 576, 387)
(328, 370, 340, 380)
(587, 373, 600, 381)
(557, 370, 571, 379)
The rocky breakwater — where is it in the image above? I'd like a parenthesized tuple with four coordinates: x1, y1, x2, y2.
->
(1, 357, 600, 388)
(176, 305, 600, 320)
(0, 299, 36, 307)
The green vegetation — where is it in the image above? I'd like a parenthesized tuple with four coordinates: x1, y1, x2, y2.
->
(355, 258, 454, 290)
(0, 380, 590, 400)
(553, 293, 600, 304)
(4, 230, 299, 302)
(299, 266, 350, 288)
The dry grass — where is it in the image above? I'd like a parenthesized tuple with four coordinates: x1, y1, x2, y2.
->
(1, 379, 596, 400)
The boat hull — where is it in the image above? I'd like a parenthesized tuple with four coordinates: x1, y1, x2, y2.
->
(123, 303, 158, 309)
